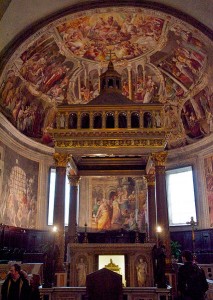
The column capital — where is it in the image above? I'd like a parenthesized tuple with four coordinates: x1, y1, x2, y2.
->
(151, 151, 168, 167)
(53, 153, 69, 167)
(67, 174, 81, 186)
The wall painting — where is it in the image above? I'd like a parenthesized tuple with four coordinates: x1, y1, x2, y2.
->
(204, 156, 213, 226)
(0, 145, 39, 228)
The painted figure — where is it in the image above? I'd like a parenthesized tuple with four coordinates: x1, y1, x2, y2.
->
(95, 198, 111, 230)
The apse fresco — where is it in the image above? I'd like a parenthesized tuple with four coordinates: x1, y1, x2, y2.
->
(56, 13, 165, 61)
(84, 176, 148, 232)
(0, 146, 39, 228)
(204, 156, 213, 227)
(0, 6, 212, 149)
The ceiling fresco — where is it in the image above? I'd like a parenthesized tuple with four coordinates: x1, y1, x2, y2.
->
(0, 5, 212, 149)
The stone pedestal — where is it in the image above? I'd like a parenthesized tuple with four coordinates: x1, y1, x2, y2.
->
(55, 272, 67, 287)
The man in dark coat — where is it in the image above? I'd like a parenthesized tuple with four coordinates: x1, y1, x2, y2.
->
(1, 263, 31, 300)
(177, 250, 208, 300)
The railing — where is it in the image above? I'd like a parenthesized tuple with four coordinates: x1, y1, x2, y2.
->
(54, 104, 165, 130)
(48, 104, 167, 152)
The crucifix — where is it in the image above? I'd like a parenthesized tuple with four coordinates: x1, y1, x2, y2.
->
(186, 216, 197, 261)
(106, 49, 116, 61)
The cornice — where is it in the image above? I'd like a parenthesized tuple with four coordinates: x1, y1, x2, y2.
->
(68, 242, 155, 251)
(167, 134, 213, 162)
(0, 112, 54, 159)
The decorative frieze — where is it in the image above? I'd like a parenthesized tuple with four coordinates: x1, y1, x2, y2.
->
(54, 138, 166, 149)
(48, 104, 167, 152)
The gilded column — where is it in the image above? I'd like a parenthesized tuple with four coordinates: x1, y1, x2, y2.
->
(115, 111, 118, 128)
(152, 152, 171, 258)
(102, 112, 106, 129)
(56, 113, 60, 129)
(77, 112, 81, 129)
(140, 111, 144, 128)
(53, 153, 68, 272)
(127, 111, 131, 128)
(153, 111, 156, 128)
(146, 173, 156, 242)
(65, 112, 69, 129)
(89, 112, 93, 129)
(67, 175, 81, 243)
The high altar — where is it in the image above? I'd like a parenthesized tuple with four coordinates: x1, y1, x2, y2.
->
(67, 243, 155, 287)
(43, 57, 173, 299)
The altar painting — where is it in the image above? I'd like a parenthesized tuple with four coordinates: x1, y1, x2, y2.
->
(83, 176, 147, 232)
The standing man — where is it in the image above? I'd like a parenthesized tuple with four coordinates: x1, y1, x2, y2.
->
(177, 250, 208, 300)
(1, 263, 31, 300)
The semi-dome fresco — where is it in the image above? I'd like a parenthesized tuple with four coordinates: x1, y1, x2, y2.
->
(0, 5, 212, 149)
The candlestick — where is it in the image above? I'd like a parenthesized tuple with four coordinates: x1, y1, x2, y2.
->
(74, 223, 79, 243)
(186, 216, 197, 261)
(135, 223, 140, 243)
(83, 223, 88, 243)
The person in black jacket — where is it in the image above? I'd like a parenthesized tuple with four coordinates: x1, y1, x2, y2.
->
(177, 250, 208, 300)
(1, 263, 31, 300)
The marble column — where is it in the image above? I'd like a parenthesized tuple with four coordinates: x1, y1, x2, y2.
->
(146, 173, 156, 242)
(53, 153, 68, 272)
(67, 175, 81, 243)
(152, 152, 171, 257)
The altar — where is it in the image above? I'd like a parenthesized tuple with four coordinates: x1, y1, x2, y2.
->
(67, 243, 155, 287)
